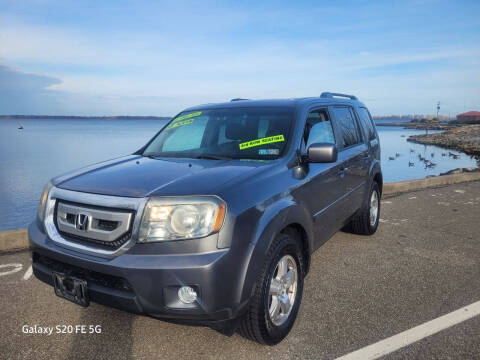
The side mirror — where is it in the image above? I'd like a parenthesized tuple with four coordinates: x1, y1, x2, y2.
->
(307, 143, 338, 163)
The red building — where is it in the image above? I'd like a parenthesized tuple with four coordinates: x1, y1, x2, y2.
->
(457, 111, 480, 124)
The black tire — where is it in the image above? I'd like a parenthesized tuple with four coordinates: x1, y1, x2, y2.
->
(347, 181, 381, 235)
(238, 234, 304, 345)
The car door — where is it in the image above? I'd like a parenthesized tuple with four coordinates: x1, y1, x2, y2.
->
(329, 106, 369, 220)
(294, 107, 347, 248)
(356, 106, 380, 161)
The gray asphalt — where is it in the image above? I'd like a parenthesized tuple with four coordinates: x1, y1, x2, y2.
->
(0, 182, 479, 360)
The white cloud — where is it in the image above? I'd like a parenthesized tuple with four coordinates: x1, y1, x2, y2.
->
(0, 13, 479, 115)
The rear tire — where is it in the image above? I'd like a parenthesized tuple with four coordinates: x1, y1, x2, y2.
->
(238, 234, 304, 345)
(348, 181, 381, 235)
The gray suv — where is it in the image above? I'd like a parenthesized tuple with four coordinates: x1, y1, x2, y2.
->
(30, 92, 382, 345)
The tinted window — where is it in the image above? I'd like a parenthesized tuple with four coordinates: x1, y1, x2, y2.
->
(143, 107, 293, 160)
(163, 116, 208, 151)
(357, 107, 376, 141)
(330, 107, 361, 148)
(304, 109, 335, 149)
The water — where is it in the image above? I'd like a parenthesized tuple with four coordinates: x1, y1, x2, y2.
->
(0, 118, 167, 231)
(0, 119, 477, 230)
(378, 126, 477, 182)
(374, 118, 412, 124)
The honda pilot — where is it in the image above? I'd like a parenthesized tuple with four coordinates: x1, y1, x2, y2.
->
(29, 92, 382, 345)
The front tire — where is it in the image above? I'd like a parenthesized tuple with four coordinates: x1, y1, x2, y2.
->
(238, 234, 304, 345)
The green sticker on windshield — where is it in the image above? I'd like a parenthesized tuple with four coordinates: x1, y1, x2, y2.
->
(165, 118, 194, 130)
(173, 111, 202, 123)
(165, 111, 202, 130)
(239, 134, 285, 150)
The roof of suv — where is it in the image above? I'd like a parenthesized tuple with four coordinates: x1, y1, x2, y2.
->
(184, 95, 366, 112)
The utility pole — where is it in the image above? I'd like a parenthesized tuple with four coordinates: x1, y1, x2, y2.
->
(428, 101, 440, 135)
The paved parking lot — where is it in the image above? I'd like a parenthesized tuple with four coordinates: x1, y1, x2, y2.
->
(0, 181, 479, 359)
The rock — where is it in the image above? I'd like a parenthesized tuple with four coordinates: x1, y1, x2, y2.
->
(440, 169, 463, 176)
(407, 125, 480, 158)
(439, 167, 480, 176)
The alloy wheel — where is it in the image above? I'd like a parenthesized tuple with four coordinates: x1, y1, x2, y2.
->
(370, 190, 379, 227)
(268, 255, 298, 326)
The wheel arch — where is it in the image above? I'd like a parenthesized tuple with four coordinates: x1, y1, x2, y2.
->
(373, 171, 383, 195)
(279, 223, 310, 275)
(368, 161, 383, 196)
(238, 200, 314, 308)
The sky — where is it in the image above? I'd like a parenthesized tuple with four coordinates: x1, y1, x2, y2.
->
(0, 0, 479, 117)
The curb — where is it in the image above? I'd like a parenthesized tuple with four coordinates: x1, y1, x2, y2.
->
(383, 172, 480, 196)
(0, 229, 30, 253)
(0, 173, 479, 253)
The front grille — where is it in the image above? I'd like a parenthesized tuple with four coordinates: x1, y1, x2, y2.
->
(33, 252, 132, 292)
(54, 200, 135, 250)
(98, 219, 119, 231)
(58, 230, 133, 250)
(66, 213, 76, 224)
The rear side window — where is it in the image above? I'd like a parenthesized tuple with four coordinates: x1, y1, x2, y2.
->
(357, 107, 376, 141)
(330, 107, 361, 148)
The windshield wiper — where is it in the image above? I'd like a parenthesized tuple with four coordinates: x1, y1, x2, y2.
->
(143, 153, 232, 160)
(193, 154, 233, 160)
(144, 154, 163, 159)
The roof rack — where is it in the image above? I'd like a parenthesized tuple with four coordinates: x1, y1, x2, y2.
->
(320, 92, 357, 100)
(230, 98, 249, 102)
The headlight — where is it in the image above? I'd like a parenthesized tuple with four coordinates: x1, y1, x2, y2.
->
(138, 196, 226, 242)
(37, 181, 53, 222)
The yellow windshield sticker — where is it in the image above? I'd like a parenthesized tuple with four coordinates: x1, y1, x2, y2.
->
(173, 111, 202, 123)
(165, 118, 194, 130)
(165, 111, 202, 130)
(239, 134, 285, 150)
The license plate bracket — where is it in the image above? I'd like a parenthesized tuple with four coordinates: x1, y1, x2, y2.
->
(53, 272, 89, 307)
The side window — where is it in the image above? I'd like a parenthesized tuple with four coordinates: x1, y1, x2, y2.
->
(218, 124, 228, 144)
(357, 107, 376, 141)
(162, 117, 208, 151)
(257, 118, 269, 138)
(330, 107, 361, 148)
(303, 109, 335, 149)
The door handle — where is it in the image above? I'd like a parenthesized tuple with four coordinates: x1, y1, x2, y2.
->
(338, 167, 348, 178)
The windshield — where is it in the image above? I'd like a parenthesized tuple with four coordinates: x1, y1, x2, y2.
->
(143, 107, 294, 160)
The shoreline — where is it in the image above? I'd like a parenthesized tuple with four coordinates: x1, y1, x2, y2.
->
(0, 115, 171, 120)
(407, 125, 480, 159)
(376, 122, 458, 130)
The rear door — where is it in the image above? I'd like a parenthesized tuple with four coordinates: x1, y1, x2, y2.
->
(329, 106, 369, 221)
(356, 106, 380, 160)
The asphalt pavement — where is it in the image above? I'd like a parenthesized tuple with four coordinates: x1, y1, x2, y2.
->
(0, 181, 479, 359)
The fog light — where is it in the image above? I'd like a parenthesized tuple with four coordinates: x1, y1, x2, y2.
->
(178, 286, 197, 304)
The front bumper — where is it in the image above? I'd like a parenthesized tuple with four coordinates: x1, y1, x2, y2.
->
(28, 221, 249, 323)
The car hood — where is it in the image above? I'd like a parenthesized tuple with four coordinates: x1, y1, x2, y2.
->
(54, 155, 273, 197)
